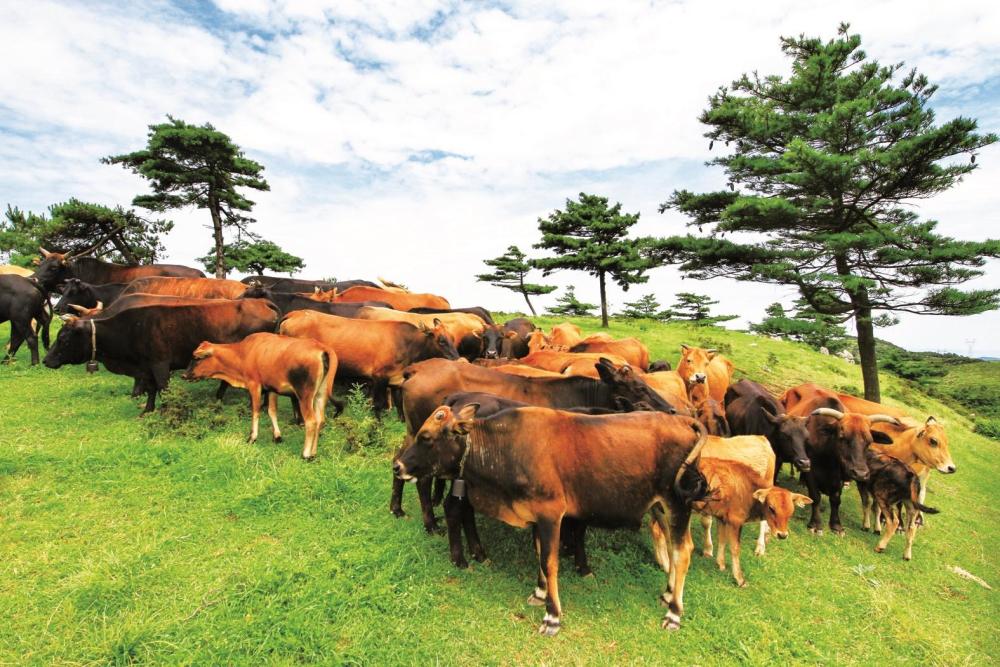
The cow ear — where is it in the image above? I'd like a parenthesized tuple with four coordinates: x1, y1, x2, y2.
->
(791, 493, 813, 507)
(505, 330, 519, 339)
(752, 488, 770, 503)
(432, 318, 443, 328)
(872, 430, 894, 445)
(926, 416, 936, 425)
(706, 349, 718, 359)
(454, 403, 479, 433)
(680, 344, 690, 353)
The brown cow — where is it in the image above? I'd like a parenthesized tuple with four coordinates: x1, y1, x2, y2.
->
(184, 333, 340, 459)
(0, 265, 34, 277)
(780, 383, 911, 422)
(491, 363, 563, 378)
(121, 276, 247, 300)
(393, 405, 709, 635)
(547, 322, 583, 349)
(689, 458, 811, 587)
(859, 416, 955, 531)
(352, 306, 486, 357)
(278, 310, 459, 413)
(570, 336, 650, 370)
(689, 382, 729, 436)
(330, 285, 450, 310)
(518, 349, 630, 375)
(644, 371, 693, 414)
(676, 344, 734, 403)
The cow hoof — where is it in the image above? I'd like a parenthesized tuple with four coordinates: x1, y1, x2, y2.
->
(753, 547, 765, 557)
(736, 579, 747, 588)
(424, 522, 445, 535)
(808, 526, 823, 535)
(471, 548, 487, 563)
(453, 558, 469, 569)
(538, 616, 561, 636)
(302, 455, 316, 463)
(701, 549, 713, 558)
(273, 435, 283, 443)
(577, 567, 594, 578)
(831, 527, 845, 536)
(247, 435, 257, 444)
(903, 554, 911, 561)
(874, 546, 885, 553)
(661, 612, 682, 631)
(390, 507, 406, 518)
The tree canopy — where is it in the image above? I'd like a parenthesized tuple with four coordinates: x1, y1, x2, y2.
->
(667, 292, 737, 326)
(198, 239, 304, 276)
(642, 24, 999, 400)
(103, 116, 269, 278)
(533, 193, 651, 327)
(546, 286, 597, 318)
(0, 200, 172, 266)
(616, 293, 671, 321)
(475, 245, 556, 316)
(750, 300, 851, 352)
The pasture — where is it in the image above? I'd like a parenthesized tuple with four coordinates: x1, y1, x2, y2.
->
(1, 317, 997, 665)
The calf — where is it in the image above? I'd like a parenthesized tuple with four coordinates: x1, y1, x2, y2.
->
(394, 406, 709, 635)
(690, 382, 729, 436)
(689, 458, 811, 586)
(864, 451, 940, 560)
(184, 333, 341, 459)
(676, 344, 734, 404)
(1, 275, 51, 365)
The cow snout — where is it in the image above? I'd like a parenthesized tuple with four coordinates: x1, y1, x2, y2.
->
(691, 373, 707, 384)
(776, 532, 788, 540)
(392, 461, 403, 477)
(484, 349, 498, 359)
(940, 464, 956, 474)
(795, 458, 811, 473)
(853, 469, 870, 483)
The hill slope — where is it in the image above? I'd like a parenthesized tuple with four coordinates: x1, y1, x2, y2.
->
(0, 318, 997, 665)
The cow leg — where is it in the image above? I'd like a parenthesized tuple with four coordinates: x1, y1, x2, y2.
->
(443, 492, 468, 568)
(247, 384, 262, 443)
(875, 502, 898, 554)
(390, 386, 404, 421)
(23, 321, 39, 365)
(461, 497, 486, 563)
(390, 476, 407, 518)
(311, 379, 328, 460)
(649, 507, 671, 575)
(858, 482, 872, 531)
(563, 519, 591, 577)
(431, 478, 446, 506)
(828, 485, 845, 535)
(371, 377, 390, 418)
(661, 507, 694, 630)
(802, 471, 824, 534)
(729, 523, 746, 587)
(298, 388, 317, 460)
(289, 396, 303, 425)
(754, 521, 769, 556)
(4, 321, 27, 363)
(715, 521, 728, 572)
(267, 392, 283, 443)
(215, 380, 229, 401)
(528, 526, 548, 606)
(535, 517, 563, 637)
(915, 470, 931, 527)
(144, 363, 170, 414)
(417, 477, 441, 533)
(902, 505, 918, 561)
(700, 514, 714, 557)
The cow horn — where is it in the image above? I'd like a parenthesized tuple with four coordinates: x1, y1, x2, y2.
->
(869, 414, 900, 425)
(811, 407, 845, 420)
(94, 300, 104, 311)
(69, 304, 88, 314)
(39, 246, 52, 258)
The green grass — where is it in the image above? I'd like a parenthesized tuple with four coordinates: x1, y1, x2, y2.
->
(1, 318, 998, 665)
(933, 360, 1000, 418)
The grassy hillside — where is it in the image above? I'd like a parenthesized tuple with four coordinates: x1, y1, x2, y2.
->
(1, 318, 997, 665)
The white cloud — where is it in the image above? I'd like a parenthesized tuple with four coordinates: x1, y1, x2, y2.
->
(1, 0, 998, 355)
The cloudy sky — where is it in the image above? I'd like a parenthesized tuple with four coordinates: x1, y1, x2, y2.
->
(2, 0, 998, 356)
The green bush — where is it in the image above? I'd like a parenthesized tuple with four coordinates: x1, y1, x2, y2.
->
(974, 418, 1000, 440)
(339, 385, 391, 453)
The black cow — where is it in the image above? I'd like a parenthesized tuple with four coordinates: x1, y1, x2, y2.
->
(239, 285, 390, 317)
(43, 297, 279, 412)
(1, 275, 51, 365)
(239, 275, 378, 293)
(54, 279, 129, 314)
(33, 249, 203, 291)
(408, 306, 495, 325)
(725, 379, 811, 480)
(499, 317, 536, 358)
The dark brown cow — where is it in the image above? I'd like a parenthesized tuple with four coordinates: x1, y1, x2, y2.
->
(122, 276, 247, 299)
(43, 297, 279, 412)
(239, 275, 378, 293)
(499, 318, 535, 358)
(32, 248, 203, 290)
(54, 279, 129, 314)
(785, 396, 898, 534)
(239, 284, 390, 317)
(278, 310, 459, 413)
(184, 333, 340, 459)
(725, 379, 811, 479)
(1, 275, 51, 365)
(391, 358, 677, 533)
(394, 405, 709, 635)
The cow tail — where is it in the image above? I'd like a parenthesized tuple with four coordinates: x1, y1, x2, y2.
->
(265, 300, 282, 332)
(910, 474, 939, 515)
(673, 419, 710, 506)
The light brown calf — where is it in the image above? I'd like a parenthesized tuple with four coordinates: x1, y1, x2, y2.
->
(184, 333, 338, 459)
(676, 344, 735, 403)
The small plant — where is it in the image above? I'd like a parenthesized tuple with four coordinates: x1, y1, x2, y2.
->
(340, 385, 390, 453)
(143, 385, 234, 440)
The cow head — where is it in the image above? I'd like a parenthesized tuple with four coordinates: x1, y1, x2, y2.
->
(421, 318, 461, 360)
(43, 316, 92, 368)
(762, 408, 811, 472)
(241, 284, 272, 299)
(594, 358, 677, 414)
(526, 330, 551, 353)
(695, 397, 730, 437)
(310, 288, 338, 303)
(480, 325, 515, 360)
(878, 416, 955, 474)
(393, 403, 479, 480)
(33, 247, 73, 291)
(809, 408, 898, 482)
(648, 359, 672, 372)
(54, 278, 95, 314)
(677, 344, 716, 388)
(183, 342, 224, 381)
(753, 486, 812, 539)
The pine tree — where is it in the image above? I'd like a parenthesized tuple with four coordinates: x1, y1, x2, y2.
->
(667, 292, 737, 326)
(546, 286, 598, 317)
(750, 300, 850, 352)
(616, 293, 671, 320)
(198, 239, 304, 276)
(475, 245, 555, 316)
(533, 193, 651, 327)
(104, 116, 269, 278)
(642, 25, 999, 400)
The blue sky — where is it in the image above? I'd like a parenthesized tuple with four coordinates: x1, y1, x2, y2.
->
(2, 0, 999, 355)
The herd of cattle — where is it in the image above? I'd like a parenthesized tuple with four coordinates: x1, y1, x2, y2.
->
(0, 250, 957, 637)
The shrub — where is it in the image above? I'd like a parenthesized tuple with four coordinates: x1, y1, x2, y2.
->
(143, 385, 235, 440)
(339, 385, 391, 453)
(974, 418, 1000, 440)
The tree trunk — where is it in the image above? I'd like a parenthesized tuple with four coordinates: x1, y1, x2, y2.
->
(598, 271, 608, 328)
(521, 290, 537, 317)
(208, 194, 226, 279)
(853, 303, 880, 402)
